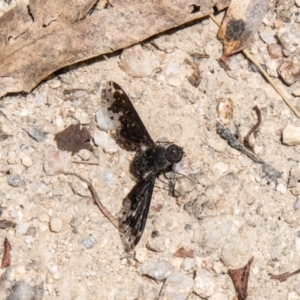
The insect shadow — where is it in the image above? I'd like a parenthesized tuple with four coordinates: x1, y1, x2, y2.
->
(104, 81, 184, 252)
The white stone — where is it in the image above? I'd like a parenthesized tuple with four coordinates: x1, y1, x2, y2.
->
(16, 222, 30, 236)
(7, 152, 17, 164)
(282, 124, 300, 146)
(138, 260, 173, 281)
(135, 248, 148, 263)
(25, 236, 34, 244)
(181, 258, 195, 271)
(74, 109, 90, 124)
(163, 272, 194, 300)
(260, 32, 277, 44)
(21, 157, 33, 167)
(241, 156, 252, 167)
(165, 63, 184, 86)
(212, 162, 229, 177)
(40, 120, 59, 134)
(276, 183, 287, 194)
(78, 149, 91, 161)
(50, 79, 61, 88)
(50, 217, 63, 232)
(194, 269, 216, 298)
(96, 105, 120, 132)
(94, 131, 119, 153)
(209, 292, 229, 300)
(44, 146, 70, 175)
(207, 137, 227, 152)
(119, 44, 159, 77)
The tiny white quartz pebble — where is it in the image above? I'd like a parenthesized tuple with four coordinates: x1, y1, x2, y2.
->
(138, 260, 173, 281)
(163, 272, 194, 300)
(78, 149, 91, 161)
(50, 217, 63, 232)
(21, 157, 33, 167)
(293, 88, 300, 97)
(212, 162, 229, 177)
(94, 131, 119, 153)
(194, 269, 216, 298)
(282, 124, 300, 146)
(276, 183, 287, 194)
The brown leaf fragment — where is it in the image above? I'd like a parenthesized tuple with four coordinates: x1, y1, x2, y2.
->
(270, 268, 300, 282)
(216, 98, 234, 125)
(243, 105, 262, 153)
(184, 58, 201, 88)
(173, 246, 194, 258)
(0, 0, 230, 98)
(0, 219, 16, 229)
(228, 257, 254, 300)
(1, 238, 12, 269)
(217, 0, 268, 57)
(54, 124, 93, 155)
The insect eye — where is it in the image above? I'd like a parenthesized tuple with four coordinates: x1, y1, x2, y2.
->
(165, 144, 183, 163)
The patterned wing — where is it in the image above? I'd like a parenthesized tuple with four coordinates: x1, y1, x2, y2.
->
(119, 173, 157, 252)
(104, 81, 154, 146)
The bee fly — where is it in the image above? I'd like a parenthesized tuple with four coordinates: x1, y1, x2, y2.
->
(104, 81, 184, 252)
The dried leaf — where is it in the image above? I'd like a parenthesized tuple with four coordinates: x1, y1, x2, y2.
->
(0, 0, 230, 98)
(269, 268, 300, 282)
(173, 246, 194, 258)
(184, 58, 201, 88)
(217, 0, 268, 57)
(243, 106, 262, 153)
(0, 219, 16, 229)
(54, 124, 93, 155)
(1, 238, 12, 269)
(228, 257, 254, 300)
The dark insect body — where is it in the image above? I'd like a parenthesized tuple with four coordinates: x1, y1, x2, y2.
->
(105, 81, 183, 251)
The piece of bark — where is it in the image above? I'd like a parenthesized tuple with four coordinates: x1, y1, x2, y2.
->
(270, 268, 300, 282)
(228, 257, 254, 300)
(217, 0, 268, 58)
(1, 238, 12, 269)
(0, 0, 230, 98)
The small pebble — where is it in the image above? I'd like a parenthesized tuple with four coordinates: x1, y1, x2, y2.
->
(74, 109, 90, 124)
(138, 260, 173, 281)
(21, 157, 33, 167)
(212, 162, 229, 177)
(194, 269, 216, 298)
(293, 198, 299, 211)
(81, 238, 94, 249)
(7, 152, 17, 164)
(260, 32, 277, 44)
(6, 281, 35, 300)
(267, 43, 283, 59)
(78, 149, 92, 161)
(165, 63, 184, 86)
(50, 79, 61, 89)
(135, 248, 148, 262)
(27, 127, 46, 142)
(119, 44, 159, 77)
(181, 258, 195, 271)
(94, 131, 119, 153)
(50, 217, 63, 232)
(276, 183, 287, 194)
(16, 222, 30, 236)
(104, 172, 116, 187)
(241, 156, 252, 167)
(44, 146, 70, 175)
(25, 236, 34, 244)
(296, 0, 300, 6)
(8, 174, 22, 187)
(40, 120, 59, 134)
(282, 124, 300, 146)
(163, 272, 194, 300)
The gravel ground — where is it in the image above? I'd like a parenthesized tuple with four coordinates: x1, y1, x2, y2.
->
(1, 1, 300, 300)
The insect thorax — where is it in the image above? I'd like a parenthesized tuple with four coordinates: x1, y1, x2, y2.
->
(130, 145, 174, 179)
